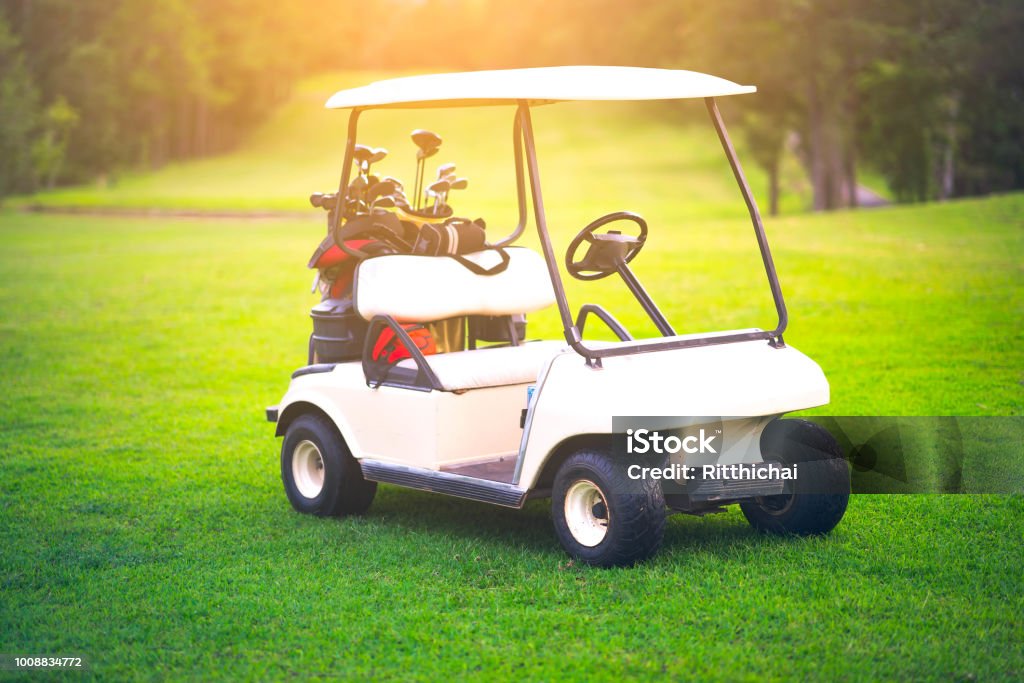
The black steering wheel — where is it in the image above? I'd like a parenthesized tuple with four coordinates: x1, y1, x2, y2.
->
(565, 211, 648, 281)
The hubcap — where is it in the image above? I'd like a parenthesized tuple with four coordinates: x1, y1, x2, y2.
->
(755, 459, 795, 515)
(564, 479, 610, 547)
(292, 440, 325, 499)
(756, 492, 795, 516)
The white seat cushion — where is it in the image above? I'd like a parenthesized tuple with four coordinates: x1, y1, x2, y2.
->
(396, 341, 567, 391)
(354, 247, 555, 323)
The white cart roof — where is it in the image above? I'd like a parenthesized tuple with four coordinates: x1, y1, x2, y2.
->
(325, 66, 755, 110)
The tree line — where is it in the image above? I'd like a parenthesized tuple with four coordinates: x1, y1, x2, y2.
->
(1, 0, 1020, 212)
(0, 0, 339, 195)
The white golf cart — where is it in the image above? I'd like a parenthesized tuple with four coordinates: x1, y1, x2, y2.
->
(267, 66, 850, 567)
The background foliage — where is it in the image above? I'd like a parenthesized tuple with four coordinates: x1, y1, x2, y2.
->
(0, 0, 1021, 209)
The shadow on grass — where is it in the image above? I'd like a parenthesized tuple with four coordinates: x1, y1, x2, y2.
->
(363, 483, 766, 559)
(365, 485, 555, 554)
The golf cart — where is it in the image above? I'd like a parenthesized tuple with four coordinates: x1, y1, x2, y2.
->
(267, 66, 850, 567)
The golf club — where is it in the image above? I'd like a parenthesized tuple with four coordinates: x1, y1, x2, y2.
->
(367, 148, 387, 174)
(436, 162, 456, 180)
(411, 130, 441, 210)
(427, 178, 450, 216)
(425, 163, 456, 209)
(443, 177, 468, 212)
(366, 180, 397, 206)
(348, 174, 369, 196)
(353, 144, 373, 177)
(370, 195, 397, 212)
(353, 144, 387, 180)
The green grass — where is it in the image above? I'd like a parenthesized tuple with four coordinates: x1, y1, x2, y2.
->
(1, 193, 1021, 680)
(0, 70, 1021, 680)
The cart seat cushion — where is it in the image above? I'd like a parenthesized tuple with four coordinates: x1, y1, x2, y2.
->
(395, 340, 567, 391)
(354, 247, 556, 323)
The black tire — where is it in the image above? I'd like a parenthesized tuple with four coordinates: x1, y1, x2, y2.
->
(552, 450, 666, 567)
(740, 419, 850, 536)
(281, 413, 376, 516)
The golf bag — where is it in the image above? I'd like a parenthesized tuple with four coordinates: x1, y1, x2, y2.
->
(411, 217, 510, 275)
(305, 184, 512, 365)
(371, 323, 436, 363)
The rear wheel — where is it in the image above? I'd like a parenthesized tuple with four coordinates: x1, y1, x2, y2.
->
(281, 413, 376, 516)
(552, 450, 665, 567)
(740, 419, 850, 535)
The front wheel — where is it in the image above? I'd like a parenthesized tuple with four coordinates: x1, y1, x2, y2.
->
(281, 413, 376, 516)
(552, 450, 666, 567)
(740, 419, 850, 536)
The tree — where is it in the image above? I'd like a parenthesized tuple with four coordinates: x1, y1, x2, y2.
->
(950, 0, 1024, 196)
(0, 14, 41, 196)
(742, 111, 787, 216)
(855, 0, 1024, 202)
(613, 0, 889, 212)
(31, 95, 79, 189)
(1, 0, 1020, 204)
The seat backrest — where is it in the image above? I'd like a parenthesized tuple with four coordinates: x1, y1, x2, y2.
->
(353, 247, 556, 323)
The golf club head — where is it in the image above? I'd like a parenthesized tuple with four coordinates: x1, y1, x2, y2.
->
(392, 193, 412, 212)
(366, 180, 397, 203)
(372, 196, 397, 210)
(436, 163, 456, 179)
(427, 179, 450, 195)
(353, 144, 374, 164)
(309, 192, 339, 209)
(449, 177, 468, 190)
(411, 129, 442, 152)
(381, 176, 404, 190)
(348, 175, 369, 199)
(368, 148, 388, 165)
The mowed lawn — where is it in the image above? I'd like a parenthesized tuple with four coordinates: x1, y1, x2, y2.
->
(1, 71, 1022, 679)
(1, 193, 1021, 680)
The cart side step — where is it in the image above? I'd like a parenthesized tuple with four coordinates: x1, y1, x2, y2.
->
(687, 470, 787, 502)
(359, 459, 528, 508)
(666, 469, 788, 514)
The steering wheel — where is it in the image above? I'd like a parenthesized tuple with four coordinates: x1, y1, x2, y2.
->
(565, 211, 648, 281)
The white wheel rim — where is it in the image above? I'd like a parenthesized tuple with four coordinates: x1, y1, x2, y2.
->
(292, 440, 325, 499)
(564, 479, 610, 547)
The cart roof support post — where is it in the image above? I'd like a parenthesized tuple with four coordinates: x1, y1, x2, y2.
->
(517, 101, 582, 349)
(493, 108, 529, 247)
(332, 108, 363, 236)
(705, 97, 787, 345)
